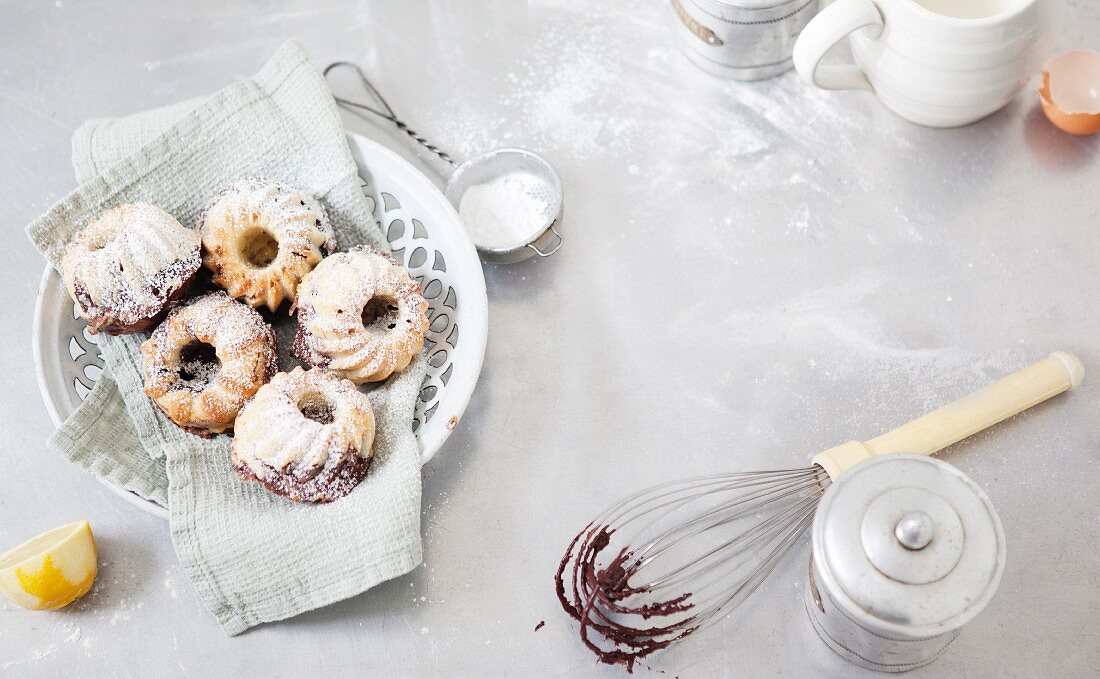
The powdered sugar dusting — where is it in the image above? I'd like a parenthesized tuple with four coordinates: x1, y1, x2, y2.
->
(295, 246, 428, 384)
(141, 291, 277, 434)
(61, 202, 200, 332)
(232, 367, 375, 502)
(199, 178, 337, 312)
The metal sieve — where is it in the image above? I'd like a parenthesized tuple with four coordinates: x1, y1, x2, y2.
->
(324, 62, 564, 264)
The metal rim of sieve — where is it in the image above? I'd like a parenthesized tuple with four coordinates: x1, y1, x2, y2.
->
(444, 148, 564, 263)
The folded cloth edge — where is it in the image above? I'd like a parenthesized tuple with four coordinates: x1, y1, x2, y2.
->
(47, 374, 169, 508)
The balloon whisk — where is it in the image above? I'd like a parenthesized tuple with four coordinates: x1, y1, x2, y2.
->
(555, 466, 829, 670)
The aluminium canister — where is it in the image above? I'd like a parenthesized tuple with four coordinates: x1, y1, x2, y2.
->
(805, 454, 1006, 672)
(669, 0, 820, 80)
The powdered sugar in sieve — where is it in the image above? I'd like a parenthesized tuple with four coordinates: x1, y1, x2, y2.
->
(458, 170, 555, 250)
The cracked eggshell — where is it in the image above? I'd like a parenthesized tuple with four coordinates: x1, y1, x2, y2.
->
(1038, 49, 1100, 136)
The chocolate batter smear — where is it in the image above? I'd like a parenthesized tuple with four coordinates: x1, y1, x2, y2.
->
(554, 524, 697, 672)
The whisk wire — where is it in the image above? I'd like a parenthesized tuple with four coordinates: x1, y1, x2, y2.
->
(633, 472, 825, 573)
(637, 479, 824, 593)
(600, 468, 822, 544)
(689, 495, 821, 636)
(685, 491, 822, 606)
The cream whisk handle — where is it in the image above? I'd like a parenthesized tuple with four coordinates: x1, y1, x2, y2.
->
(812, 352, 1084, 479)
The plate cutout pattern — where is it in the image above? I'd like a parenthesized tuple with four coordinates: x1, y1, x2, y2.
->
(361, 179, 458, 433)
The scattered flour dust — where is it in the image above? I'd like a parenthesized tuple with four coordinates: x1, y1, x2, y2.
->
(164, 568, 180, 598)
(0, 621, 86, 670)
(702, 268, 1029, 435)
(0, 644, 59, 669)
(0, 561, 180, 669)
(63, 624, 82, 644)
(458, 171, 554, 248)
(425, 0, 863, 196)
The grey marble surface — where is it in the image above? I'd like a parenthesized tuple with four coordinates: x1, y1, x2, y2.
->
(1, 1, 1098, 676)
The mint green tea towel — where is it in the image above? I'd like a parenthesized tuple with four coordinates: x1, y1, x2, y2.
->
(26, 41, 426, 635)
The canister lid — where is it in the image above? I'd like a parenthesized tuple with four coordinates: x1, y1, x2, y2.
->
(812, 454, 1006, 636)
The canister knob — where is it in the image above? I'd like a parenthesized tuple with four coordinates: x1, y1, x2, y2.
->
(860, 487, 965, 585)
(895, 511, 934, 550)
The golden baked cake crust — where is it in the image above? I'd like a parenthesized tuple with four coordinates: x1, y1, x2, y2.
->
(199, 178, 336, 312)
(293, 246, 429, 384)
(232, 367, 376, 503)
(61, 203, 201, 335)
(141, 292, 277, 436)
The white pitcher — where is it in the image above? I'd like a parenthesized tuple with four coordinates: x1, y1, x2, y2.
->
(792, 0, 1063, 127)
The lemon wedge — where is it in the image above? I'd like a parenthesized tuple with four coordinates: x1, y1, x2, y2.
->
(0, 521, 97, 610)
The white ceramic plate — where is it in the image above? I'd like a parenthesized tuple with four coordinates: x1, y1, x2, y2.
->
(32, 132, 488, 517)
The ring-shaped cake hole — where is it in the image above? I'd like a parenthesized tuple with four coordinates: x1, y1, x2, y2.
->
(238, 225, 279, 269)
(85, 231, 111, 252)
(297, 390, 336, 425)
(175, 341, 221, 391)
(361, 295, 400, 336)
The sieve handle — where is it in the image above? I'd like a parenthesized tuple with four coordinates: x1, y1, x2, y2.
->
(812, 352, 1084, 479)
(323, 61, 457, 168)
(527, 225, 564, 258)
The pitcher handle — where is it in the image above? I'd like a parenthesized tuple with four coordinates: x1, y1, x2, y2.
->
(793, 0, 884, 91)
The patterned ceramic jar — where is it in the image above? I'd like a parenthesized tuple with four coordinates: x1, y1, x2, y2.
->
(670, 0, 821, 80)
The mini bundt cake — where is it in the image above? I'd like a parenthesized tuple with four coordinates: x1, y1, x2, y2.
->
(232, 367, 376, 503)
(60, 202, 201, 334)
(199, 178, 337, 312)
(140, 292, 277, 436)
(294, 246, 429, 384)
